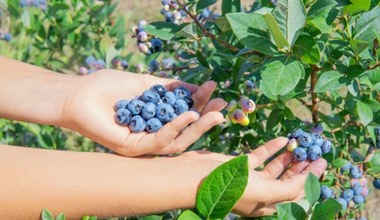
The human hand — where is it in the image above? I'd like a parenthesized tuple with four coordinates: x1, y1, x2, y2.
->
(180, 137, 327, 217)
(61, 70, 226, 156)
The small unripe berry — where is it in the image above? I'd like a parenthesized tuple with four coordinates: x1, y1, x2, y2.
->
(138, 31, 149, 42)
(229, 109, 245, 124)
(240, 97, 256, 113)
(225, 100, 237, 113)
(135, 64, 144, 73)
(287, 139, 298, 152)
(244, 80, 255, 89)
(138, 43, 151, 54)
(79, 66, 88, 75)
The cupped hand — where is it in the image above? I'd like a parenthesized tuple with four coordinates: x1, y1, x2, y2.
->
(61, 70, 226, 156)
(180, 137, 327, 217)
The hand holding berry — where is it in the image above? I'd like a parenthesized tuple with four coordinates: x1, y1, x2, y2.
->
(61, 69, 227, 156)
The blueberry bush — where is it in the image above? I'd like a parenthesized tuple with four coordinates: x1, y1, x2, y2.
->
(1, 0, 380, 219)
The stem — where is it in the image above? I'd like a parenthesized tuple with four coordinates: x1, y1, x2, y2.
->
(310, 65, 320, 123)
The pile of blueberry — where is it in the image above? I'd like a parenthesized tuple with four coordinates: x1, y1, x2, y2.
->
(132, 20, 163, 55)
(225, 97, 256, 126)
(286, 126, 332, 161)
(79, 56, 106, 75)
(114, 84, 194, 133)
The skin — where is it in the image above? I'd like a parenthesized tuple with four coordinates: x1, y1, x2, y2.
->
(0, 56, 327, 218)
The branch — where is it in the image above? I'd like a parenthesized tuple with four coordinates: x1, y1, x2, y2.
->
(310, 65, 320, 123)
(163, 65, 196, 72)
(368, 62, 380, 70)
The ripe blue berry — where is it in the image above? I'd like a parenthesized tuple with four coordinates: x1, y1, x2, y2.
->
(321, 186, 333, 200)
(352, 195, 365, 204)
(127, 99, 146, 115)
(173, 86, 191, 99)
(342, 189, 354, 202)
(129, 115, 146, 133)
(150, 38, 163, 52)
(162, 91, 176, 105)
(353, 183, 363, 195)
(298, 132, 313, 148)
(321, 140, 332, 154)
(293, 147, 307, 161)
(115, 109, 132, 126)
(311, 124, 324, 134)
(311, 133, 324, 147)
(142, 90, 160, 104)
(156, 103, 176, 123)
(336, 198, 347, 210)
(121, 60, 129, 69)
(341, 162, 351, 173)
(183, 96, 194, 108)
(350, 166, 363, 179)
(173, 99, 189, 115)
(4, 33, 11, 42)
(85, 56, 97, 67)
(373, 178, 380, 189)
(149, 60, 160, 72)
(290, 129, 304, 139)
(375, 127, 380, 136)
(146, 118, 163, 133)
(141, 102, 156, 120)
(151, 85, 167, 97)
(307, 145, 322, 161)
(114, 99, 129, 111)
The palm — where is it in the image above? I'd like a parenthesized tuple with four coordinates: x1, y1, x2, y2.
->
(63, 70, 227, 156)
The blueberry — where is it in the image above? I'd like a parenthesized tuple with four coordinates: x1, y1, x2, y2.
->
(290, 129, 304, 139)
(311, 124, 324, 134)
(162, 91, 176, 105)
(85, 55, 97, 67)
(151, 85, 167, 97)
(342, 189, 354, 202)
(293, 147, 307, 161)
(146, 118, 163, 133)
(341, 162, 351, 173)
(298, 132, 313, 148)
(311, 133, 324, 147)
(142, 90, 160, 104)
(373, 178, 380, 189)
(353, 195, 365, 204)
(336, 198, 347, 210)
(321, 140, 332, 154)
(350, 166, 363, 179)
(138, 31, 148, 42)
(138, 43, 151, 54)
(4, 33, 11, 42)
(121, 60, 129, 69)
(150, 38, 163, 52)
(114, 99, 129, 111)
(162, 0, 171, 5)
(307, 145, 322, 161)
(375, 127, 380, 136)
(129, 115, 146, 133)
(200, 8, 211, 19)
(114, 109, 132, 126)
(321, 186, 333, 200)
(183, 96, 194, 108)
(173, 99, 189, 115)
(353, 183, 363, 195)
(142, 102, 156, 120)
(149, 60, 160, 72)
(127, 99, 146, 115)
(156, 103, 176, 123)
(173, 86, 191, 99)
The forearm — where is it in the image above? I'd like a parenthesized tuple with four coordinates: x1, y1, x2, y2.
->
(0, 56, 77, 126)
(0, 145, 209, 219)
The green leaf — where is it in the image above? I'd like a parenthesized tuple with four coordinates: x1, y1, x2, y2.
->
(176, 23, 199, 39)
(196, 155, 249, 219)
(41, 209, 54, 220)
(305, 173, 320, 206)
(196, 0, 217, 12)
(332, 158, 350, 168)
(222, 0, 241, 15)
(261, 57, 304, 96)
(276, 202, 306, 220)
(349, 39, 369, 57)
(354, 6, 380, 43)
(314, 71, 346, 93)
(144, 22, 181, 41)
(178, 210, 202, 220)
(272, 0, 307, 46)
(308, 0, 337, 19)
(263, 13, 290, 50)
(357, 100, 373, 126)
(293, 34, 321, 64)
(307, 17, 333, 34)
(344, 0, 371, 15)
(311, 198, 342, 220)
(267, 109, 284, 130)
(215, 17, 231, 33)
(226, 13, 278, 55)
(55, 213, 66, 220)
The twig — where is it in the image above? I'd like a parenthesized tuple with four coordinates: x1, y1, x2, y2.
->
(368, 62, 380, 70)
(310, 65, 320, 123)
(257, 103, 274, 109)
(163, 65, 195, 72)
(297, 98, 311, 108)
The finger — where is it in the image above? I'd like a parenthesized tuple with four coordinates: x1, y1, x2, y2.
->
(249, 204, 276, 217)
(262, 151, 293, 178)
(247, 137, 289, 168)
(300, 158, 327, 178)
(192, 81, 217, 112)
(154, 111, 225, 154)
(279, 160, 311, 180)
(125, 111, 200, 156)
(201, 98, 227, 116)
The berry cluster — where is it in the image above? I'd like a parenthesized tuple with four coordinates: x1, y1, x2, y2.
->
(114, 84, 194, 133)
(226, 97, 256, 126)
(19, 0, 47, 10)
(287, 126, 332, 161)
(321, 176, 369, 212)
(160, 0, 186, 24)
(111, 58, 129, 71)
(79, 56, 106, 75)
(132, 20, 163, 55)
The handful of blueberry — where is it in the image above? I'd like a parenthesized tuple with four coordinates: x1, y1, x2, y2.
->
(287, 125, 332, 161)
(114, 84, 194, 133)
